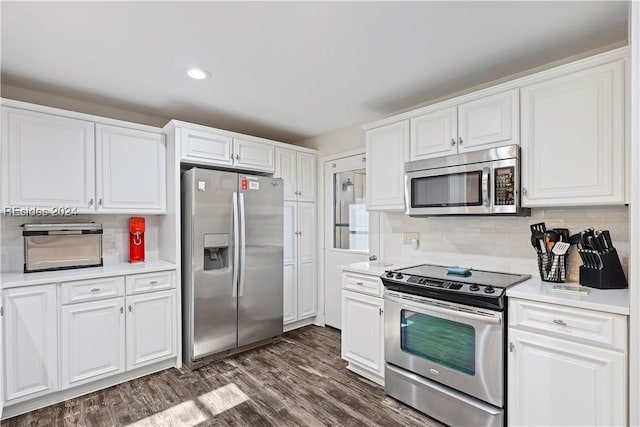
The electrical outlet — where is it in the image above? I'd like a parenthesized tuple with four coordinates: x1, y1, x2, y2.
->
(403, 232, 419, 245)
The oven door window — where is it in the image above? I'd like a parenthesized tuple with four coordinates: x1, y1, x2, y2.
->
(411, 171, 482, 208)
(400, 309, 475, 375)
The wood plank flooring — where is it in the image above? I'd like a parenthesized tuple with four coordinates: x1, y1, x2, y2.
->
(2, 326, 444, 426)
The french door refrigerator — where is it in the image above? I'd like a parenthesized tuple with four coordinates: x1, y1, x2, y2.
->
(182, 167, 283, 368)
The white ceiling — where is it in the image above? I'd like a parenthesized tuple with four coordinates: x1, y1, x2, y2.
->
(1, 1, 628, 143)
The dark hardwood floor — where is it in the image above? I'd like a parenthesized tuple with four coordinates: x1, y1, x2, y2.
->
(2, 326, 444, 426)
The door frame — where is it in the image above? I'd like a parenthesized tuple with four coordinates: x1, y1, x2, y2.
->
(316, 148, 381, 327)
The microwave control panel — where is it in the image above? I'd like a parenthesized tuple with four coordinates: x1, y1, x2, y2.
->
(495, 167, 515, 206)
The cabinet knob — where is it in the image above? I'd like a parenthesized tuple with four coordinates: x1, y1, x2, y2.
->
(450, 138, 455, 146)
(356, 281, 364, 286)
(149, 280, 158, 285)
(509, 342, 515, 352)
(89, 198, 94, 206)
(90, 288, 100, 293)
(98, 198, 103, 206)
(522, 187, 528, 196)
(552, 319, 567, 326)
(120, 307, 124, 314)
(235, 154, 240, 160)
(379, 308, 384, 315)
(128, 305, 132, 313)
(458, 136, 463, 145)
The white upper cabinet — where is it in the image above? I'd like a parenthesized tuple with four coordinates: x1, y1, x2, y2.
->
(409, 89, 519, 161)
(520, 60, 625, 206)
(180, 128, 233, 167)
(365, 121, 409, 211)
(410, 106, 458, 160)
(233, 137, 275, 173)
(1, 107, 96, 212)
(96, 124, 166, 213)
(458, 89, 519, 152)
(275, 148, 316, 202)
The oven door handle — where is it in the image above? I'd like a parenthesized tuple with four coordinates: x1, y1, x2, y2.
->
(386, 294, 501, 325)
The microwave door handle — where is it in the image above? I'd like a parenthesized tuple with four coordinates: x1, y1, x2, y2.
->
(482, 167, 491, 207)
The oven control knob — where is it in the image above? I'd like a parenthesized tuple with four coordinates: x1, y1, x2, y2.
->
(484, 286, 495, 294)
(469, 284, 480, 292)
(385, 272, 395, 278)
(395, 273, 404, 279)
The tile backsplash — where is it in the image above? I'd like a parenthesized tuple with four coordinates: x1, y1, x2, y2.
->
(380, 206, 629, 283)
(1, 215, 161, 273)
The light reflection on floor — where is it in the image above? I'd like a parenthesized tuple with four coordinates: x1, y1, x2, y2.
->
(126, 383, 250, 426)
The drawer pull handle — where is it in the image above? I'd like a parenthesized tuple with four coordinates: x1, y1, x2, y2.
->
(149, 280, 158, 285)
(90, 288, 100, 293)
(356, 281, 364, 286)
(552, 319, 567, 326)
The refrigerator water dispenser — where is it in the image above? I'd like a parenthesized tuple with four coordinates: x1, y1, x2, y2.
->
(203, 233, 229, 270)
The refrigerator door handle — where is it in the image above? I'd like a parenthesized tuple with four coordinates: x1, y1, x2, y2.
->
(232, 192, 239, 297)
(239, 192, 246, 297)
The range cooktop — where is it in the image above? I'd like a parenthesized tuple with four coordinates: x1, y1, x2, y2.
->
(381, 264, 530, 310)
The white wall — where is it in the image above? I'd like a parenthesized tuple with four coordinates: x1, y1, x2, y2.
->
(297, 124, 365, 157)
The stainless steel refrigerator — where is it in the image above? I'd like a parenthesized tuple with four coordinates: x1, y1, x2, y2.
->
(182, 168, 283, 368)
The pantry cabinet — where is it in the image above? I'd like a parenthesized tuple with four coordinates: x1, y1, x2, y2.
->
(341, 270, 385, 385)
(1, 107, 95, 212)
(410, 89, 519, 161)
(365, 121, 409, 211)
(96, 124, 166, 213)
(1, 105, 167, 214)
(275, 148, 316, 202)
(520, 59, 625, 207)
(508, 298, 627, 426)
(2, 284, 58, 402)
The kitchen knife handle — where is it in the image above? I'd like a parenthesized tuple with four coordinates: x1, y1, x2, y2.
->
(232, 192, 239, 298)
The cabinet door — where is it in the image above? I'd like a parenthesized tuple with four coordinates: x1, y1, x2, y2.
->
(1, 107, 95, 212)
(126, 290, 176, 370)
(520, 60, 624, 207)
(297, 203, 317, 319)
(458, 89, 519, 153)
(96, 124, 166, 213)
(61, 298, 125, 388)
(410, 106, 458, 160)
(284, 202, 298, 265)
(366, 121, 409, 211)
(3, 284, 58, 401)
(296, 152, 317, 202)
(508, 328, 626, 427)
(283, 263, 298, 324)
(180, 128, 233, 166)
(298, 203, 316, 262)
(233, 137, 275, 173)
(276, 148, 298, 201)
(341, 290, 384, 377)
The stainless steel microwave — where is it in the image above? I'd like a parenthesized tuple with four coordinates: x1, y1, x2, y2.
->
(404, 145, 530, 216)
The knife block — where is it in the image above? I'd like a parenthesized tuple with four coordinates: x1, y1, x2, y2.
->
(578, 248, 627, 289)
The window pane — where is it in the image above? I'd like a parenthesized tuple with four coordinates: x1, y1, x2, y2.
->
(401, 310, 476, 375)
(333, 168, 368, 251)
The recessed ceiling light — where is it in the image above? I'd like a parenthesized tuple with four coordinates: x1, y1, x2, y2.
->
(187, 68, 210, 80)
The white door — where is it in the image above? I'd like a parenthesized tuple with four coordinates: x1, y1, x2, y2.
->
(410, 106, 458, 160)
(61, 298, 125, 388)
(1, 107, 95, 212)
(3, 284, 58, 401)
(296, 152, 317, 202)
(508, 328, 626, 427)
(283, 263, 298, 324)
(297, 203, 317, 320)
(126, 290, 176, 370)
(96, 124, 166, 213)
(180, 128, 233, 166)
(275, 148, 298, 201)
(233, 137, 275, 173)
(324, 154, 380, 329)
(341, 290, 384, 376)
(458, 89, 519, 153)
(520, 60, 624, 207)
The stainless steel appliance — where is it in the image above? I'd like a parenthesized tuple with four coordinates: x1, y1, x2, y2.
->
(22, 222, 103, 273)
(405, 145, 530, 216)
(381, 264, 530, 427)
(182, 168, 284, 369)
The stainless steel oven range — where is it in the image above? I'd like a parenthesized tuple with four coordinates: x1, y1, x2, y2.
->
(381, 264, 529, 427)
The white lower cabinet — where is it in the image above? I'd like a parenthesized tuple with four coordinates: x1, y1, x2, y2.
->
(508, 298, 627, 427)
(2, 284, 58, 402)
(126, 290, 176, 370)
(340, 271, 385, 386)
(61, 297, 126, 388)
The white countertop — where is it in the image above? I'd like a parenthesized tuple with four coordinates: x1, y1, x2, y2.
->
(1, 260, 177, 289)
(507, 278, 629, 315)
(337, 261, 415, 276)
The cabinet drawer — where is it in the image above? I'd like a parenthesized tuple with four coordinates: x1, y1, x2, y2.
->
(509, 298, 627, 351)
(342, 272, 382, 297)
(126, 270, 174, 295)
(61, 276, 125, 305)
